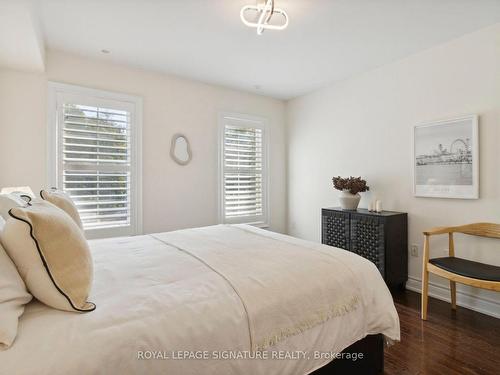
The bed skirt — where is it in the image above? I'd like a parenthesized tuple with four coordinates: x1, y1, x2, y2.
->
(311, 334, 384, 375)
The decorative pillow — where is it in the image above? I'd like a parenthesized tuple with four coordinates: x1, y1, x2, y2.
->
(40, 189, 83, 230)
(0, 241, 32, 350)
(2, 200, 95, 312)
(0, 193, 27, 221)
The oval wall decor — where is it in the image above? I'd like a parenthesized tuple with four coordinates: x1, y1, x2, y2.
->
(170, 133, 192, 166)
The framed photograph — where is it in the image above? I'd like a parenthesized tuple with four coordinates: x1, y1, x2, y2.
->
(414, 115, 479, 199)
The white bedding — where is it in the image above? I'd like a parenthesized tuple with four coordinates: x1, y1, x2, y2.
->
(0, 225, 399, 375)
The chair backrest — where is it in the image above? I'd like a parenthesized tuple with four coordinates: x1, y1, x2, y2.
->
(451, 223, 500, 239)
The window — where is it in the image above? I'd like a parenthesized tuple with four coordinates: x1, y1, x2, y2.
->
(48, 82, 142, 238)
(218, 113, 268, 226)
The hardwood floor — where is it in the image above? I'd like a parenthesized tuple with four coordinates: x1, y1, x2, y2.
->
(385, 290, 500, 375)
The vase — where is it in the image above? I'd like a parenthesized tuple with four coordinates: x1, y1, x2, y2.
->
(339, 190, 361, 210)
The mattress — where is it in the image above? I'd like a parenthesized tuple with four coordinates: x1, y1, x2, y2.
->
(0, 225, 399, 375)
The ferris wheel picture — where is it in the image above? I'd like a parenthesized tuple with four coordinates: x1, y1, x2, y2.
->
(414, 114, 479, 199)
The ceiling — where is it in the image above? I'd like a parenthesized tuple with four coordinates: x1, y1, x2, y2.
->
(0, 1, 44, 72)
(8, 0, 500, 99)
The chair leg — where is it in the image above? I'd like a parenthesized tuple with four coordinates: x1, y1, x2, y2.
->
(421, 270, 429, 320)
(450, 281, 457, 310)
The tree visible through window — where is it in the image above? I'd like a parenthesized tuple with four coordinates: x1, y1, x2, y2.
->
(219, 113, 268, 226)
(62, 104, 131, 230)
(49, 83, 141, 238)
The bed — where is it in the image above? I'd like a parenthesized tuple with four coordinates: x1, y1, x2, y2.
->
(0, 224, 399, 375)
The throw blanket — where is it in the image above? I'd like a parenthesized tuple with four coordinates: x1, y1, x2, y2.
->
(152, 225, 362, 351)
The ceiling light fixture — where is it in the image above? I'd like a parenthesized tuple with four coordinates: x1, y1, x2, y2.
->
(240, 0, 289, 35)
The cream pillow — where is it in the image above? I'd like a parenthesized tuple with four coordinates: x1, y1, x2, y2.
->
(0, 241, 32, 350)
(0, 193, 27, 221)
(2, 200, 95, 312)
(40, 189, 83, 230)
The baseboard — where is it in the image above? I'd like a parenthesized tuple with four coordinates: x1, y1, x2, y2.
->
(406, 276, 500, 319)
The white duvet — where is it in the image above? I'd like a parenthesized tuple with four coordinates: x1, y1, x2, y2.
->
(0, 225, 399, 375)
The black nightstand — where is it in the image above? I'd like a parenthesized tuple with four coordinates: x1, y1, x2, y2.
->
(322, 207, 408, 289)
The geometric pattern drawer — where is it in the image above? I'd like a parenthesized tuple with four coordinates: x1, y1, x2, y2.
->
(321, 207, 408, 288)
(322, 211, 350, 250)
(350, 215, 385, 277)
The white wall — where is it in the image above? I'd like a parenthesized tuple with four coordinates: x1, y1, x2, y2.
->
(286, 24, 500, 316)
(0, 51, 286, 234)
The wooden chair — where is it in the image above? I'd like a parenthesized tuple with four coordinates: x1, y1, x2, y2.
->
(421, 223, 500, 320)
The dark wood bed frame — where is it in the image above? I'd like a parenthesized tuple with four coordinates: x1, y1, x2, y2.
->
(311, 334, 384, 375)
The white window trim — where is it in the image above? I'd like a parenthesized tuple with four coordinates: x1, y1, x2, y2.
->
(217, 112, 270, 227)
(47, 82, 143, 239)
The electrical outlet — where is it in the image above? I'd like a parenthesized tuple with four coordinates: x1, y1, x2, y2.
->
(410, 244, 419, 257)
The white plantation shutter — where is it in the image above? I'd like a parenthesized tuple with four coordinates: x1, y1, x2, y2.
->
(50, 83, 142, 238)
(219, 114, 268, 225)
(62, 104, 131, 230)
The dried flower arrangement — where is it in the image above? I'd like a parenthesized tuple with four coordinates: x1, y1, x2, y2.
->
(332, 176, 370, 195)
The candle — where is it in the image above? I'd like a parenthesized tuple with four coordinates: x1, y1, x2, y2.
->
(375, 200, 382, 213)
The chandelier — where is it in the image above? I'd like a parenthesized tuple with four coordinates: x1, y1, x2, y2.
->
(240, 0, 289, 35)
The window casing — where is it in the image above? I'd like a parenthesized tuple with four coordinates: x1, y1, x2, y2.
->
(218, 113, 268, 226)
(48, 82, 142, 239)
